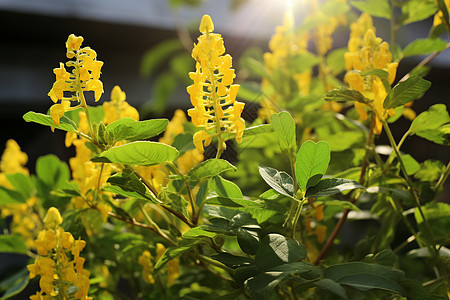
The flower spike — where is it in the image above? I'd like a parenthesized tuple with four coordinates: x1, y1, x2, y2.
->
(48, 34, 104, 126)
(187, 15, 245, 156)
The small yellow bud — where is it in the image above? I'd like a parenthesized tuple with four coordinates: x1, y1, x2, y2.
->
(66, 34, 84, 51)
(199, 14, 214, 33)
(111, 85, 126, 102)
(43, 207, 63, 227)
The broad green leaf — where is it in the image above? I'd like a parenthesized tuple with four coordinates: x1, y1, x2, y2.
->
(295, 141, 330, 192)
(414, 202, 450, 240)
(106, 118, 169, 142)
(0, 268, 29, 300)
(36, 154, 70, 188)
(207, 197, 262, 208)
(320, 199, 361, 212)
(318, 131, 363, 152)
(314, 279, 348, 300)
(415, 123, 450, 145)
(255, 234, 307, 271)
(402, 38, 447, 58)
(151, 72, 178, 115)
(0, 235, 27, 254)
(409, 104, 450, 134)
(182, 227, 217, 239)
(171, 133, 194, 153)
(237, 82, 262, 102)
(259, 166, 295, 197)
(350, 0, 391, 19)
(322, 88, 369, 104)
(23, 111, 77, 132)
(270, 112, 297, 153)
(336, 273, 407, 295)
(401, 154, 420, 175)
(210, 175, 243, 199)
(106, 171, 158, 203)
(91, 141, 179, 166)
(0, 185, 27, 205)
(325, 262, 405, 283)
(159, 188, 189, 218)
(5, 173, 33, 199)
(195, 179, 209, 206)
(414, 160, 445, 181)
(187, 159, 236, 181)
(305, 178, 364, 198)
(399, 0, 437, 25)
(384, 76, 431, 109)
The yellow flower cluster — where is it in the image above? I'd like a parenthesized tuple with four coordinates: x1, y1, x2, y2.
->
(102, 85, 139, 125)
(260, 11, 311, 120)
(187, 15, 245, 154)
(138, 244, 179, 287)
(434, 0, 450, 27)
(48, 34, 104, 126)
(27, 207, 91, 300)
(0, 140, 42, 249)
(344, 13, 398, 134)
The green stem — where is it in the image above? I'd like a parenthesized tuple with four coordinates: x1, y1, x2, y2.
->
(379, 114, 441, 266)
(434, 161, 450, 192)
(290, 198, 306, 239)
(167, 162, 197, 224)
(198, 254, 234, 275)
(139, 204, 177, 246)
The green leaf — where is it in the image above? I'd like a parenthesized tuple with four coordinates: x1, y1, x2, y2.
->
(325, 261, 405, 283)
(255, 234, 307, 271)
(243, 124, 273, 138)
(5, 173, 33, 199)
(305, 178, 364, 198)
(211, 253, 254, 269)
(414, 160, 445, 181)
(237, 82, 262, 102)
(399, 0, 437, 25)
(326, 48, 347, 75)
(151, 72, 178, 115)
(258, 166, 295, 197)
(210, 175, 243, 199)
(414, 202, 450, 240)
(384, 76, 432, 109)
(182, 227, 217, 239)
(320, 199, 361, 212)
(409, 104, 450, 134)
(36, 154, 70, 188)
(293, 52, 320, 73)
(0, 268, 29, 300)
(336, 273, 407, 294)
(23, 111, 77, 132)
(350, 0, 391, 19)
(270, 112, 297, 154)
(91, 141, 179, 166)
(415, 123, 450, 145)
(295, 141, 330, 192)
(154, 238, 204, 273)
(0, 235, 27, 254)
(314, 279, 348, 300)
(106, 118, 169, 142)
(187, 159, 236, 181)
(322, 88, 369, 104)
(402, 38, 447, 58)
(106, 171, 158, 203)
(195, 179, 209, 207)
(0, 186, 26, 205)
(401, 154, 420, 175)
(318, 131, 364, 152)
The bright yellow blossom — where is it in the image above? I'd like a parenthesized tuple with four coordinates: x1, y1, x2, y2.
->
(434, 0, 450, 27)
(103, 85, 139, 125)
(27, 207, 91, 300)
(344, 13, 398, 134)
(138, 250, 156, 284)
(187, 15, 245, 154)
(48, 34, 104, 126)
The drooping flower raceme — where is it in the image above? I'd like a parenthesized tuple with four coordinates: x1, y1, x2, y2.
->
(187, 15, 245, 155)
(344, 13, 398, 134)
(48, 34, 104, 126)
(27, 207, 91, 300)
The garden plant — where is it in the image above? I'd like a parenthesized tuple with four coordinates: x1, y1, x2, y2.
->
(0, 0, 450, 299)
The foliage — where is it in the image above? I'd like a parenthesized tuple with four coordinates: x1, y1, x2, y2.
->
(1, 1, 450, 299)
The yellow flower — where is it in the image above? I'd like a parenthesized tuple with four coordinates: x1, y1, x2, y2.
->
(103, 85, 139, 125)
(27, 211, 91, 299)
(344, 14, 397, 134)
(48, 34, 104, 126)
(187, 15, 245, 154)
(434, 0, 450, 26)
(138, 250, 155, 284)
(0, 139, 29, 176)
